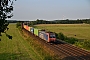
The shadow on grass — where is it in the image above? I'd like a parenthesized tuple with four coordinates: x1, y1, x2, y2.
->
(0, 53, 32, 60)
(6, 34, 12, 40)
(0, 53, 19, 60)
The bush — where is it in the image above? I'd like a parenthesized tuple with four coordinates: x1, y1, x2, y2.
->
(57, 32, 78, 44)
(65, 37, 78, 44)
(75, 41, 83, 47)
(56, 32, 90, 50)
(75, 40, 90, 50)
(16, 22, 21, 28)
(58, 32, 65, 40)
(16, 22, 22, 30)
(55, 33, 58, 39)
(84, 40, 90, 48)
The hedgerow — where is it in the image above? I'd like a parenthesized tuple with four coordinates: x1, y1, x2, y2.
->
(56, 32, 90, 50)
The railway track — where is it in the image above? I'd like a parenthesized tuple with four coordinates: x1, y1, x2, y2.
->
(22, 28, 90, 60)
(53, 43, 90, 60)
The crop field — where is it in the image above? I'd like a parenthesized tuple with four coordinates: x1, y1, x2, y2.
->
(0, 23, 43, 60)
(35, 24, 90, 41)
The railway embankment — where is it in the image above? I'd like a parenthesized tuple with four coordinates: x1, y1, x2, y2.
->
(22, 28, 90, 60)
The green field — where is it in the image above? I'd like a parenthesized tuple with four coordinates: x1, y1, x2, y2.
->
(35, 24, 90, 41)
(0, 23, 43, 60)
(0, 24, 90, 60)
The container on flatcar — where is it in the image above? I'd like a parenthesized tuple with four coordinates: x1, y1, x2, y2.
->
(28, 27, 30, 31)
(26, 25, 29, 31)
(28, 26, 32, 31)
(24, 25, 26, 29)
(30, 27, 34, 34)
(34, 28, 41, 36)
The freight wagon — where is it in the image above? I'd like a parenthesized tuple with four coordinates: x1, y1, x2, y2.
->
(34, 28, 41, 36)
(23, 25, 29, 31)
(26, 25, 29, 31)
(23, 25, 26, 29)
(30, 27, 34, 34)
(28, 26, 33, 31)
(28, 27, 31, 31)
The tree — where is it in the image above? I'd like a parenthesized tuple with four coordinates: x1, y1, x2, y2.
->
(0, 0, 16, 40)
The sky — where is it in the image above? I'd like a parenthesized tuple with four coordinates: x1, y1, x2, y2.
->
(9, 0, 90, 21)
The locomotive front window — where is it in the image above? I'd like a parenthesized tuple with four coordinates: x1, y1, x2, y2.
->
(49, 34, 55, 38)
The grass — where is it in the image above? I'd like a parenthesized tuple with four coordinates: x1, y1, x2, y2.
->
(35, 24, 90, 41)
(0, 23, 43, 60)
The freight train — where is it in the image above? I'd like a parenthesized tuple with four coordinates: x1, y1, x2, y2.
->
(23, 24, 56, 42)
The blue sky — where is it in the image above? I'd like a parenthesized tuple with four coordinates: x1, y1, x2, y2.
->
(10, 0, 90, 21)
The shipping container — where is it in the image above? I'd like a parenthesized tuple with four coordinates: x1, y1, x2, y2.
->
(34, 28, 40, 36)
(28, 26, 32, 31)
(28, 27, 30, 31)
(26, 25, 29, 31)
(30, 27, 34, 34)
(24, 25, 26, 29)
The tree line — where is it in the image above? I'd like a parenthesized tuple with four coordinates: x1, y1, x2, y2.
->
(23, 19, 90, 26)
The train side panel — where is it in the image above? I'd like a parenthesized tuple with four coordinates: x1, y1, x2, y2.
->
(28, 26, 32, 31)
(24, 25, 26, 29)
(30, 27, 34, 34)
(28, 27, 30, 31)
(34, 28, 40, 36)
(39, 31, 49, 42)
(26, 25, 29, 31)
(39, 31, 44, 39)
(46, 33, 50, 42)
